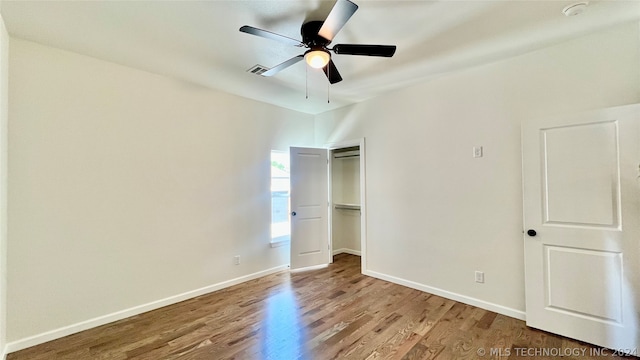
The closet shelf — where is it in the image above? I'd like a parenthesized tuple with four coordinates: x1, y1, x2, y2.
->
(333, 154, 360, 159)
(334, 203, 361, 211)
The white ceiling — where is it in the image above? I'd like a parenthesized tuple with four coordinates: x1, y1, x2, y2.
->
(1, 0, 638, 115)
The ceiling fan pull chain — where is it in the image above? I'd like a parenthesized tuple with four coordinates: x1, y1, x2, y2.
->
(327, 66, 330, 103)
(306, 65, 309, 99)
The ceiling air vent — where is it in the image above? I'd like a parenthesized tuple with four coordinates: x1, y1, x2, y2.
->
(247, 64, 270, 76)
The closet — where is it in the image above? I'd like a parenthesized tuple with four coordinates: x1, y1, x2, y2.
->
(330, 146, 361, 257)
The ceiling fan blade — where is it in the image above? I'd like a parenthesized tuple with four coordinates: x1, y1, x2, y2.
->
(239, 25, 304, 47)
(262, 55, 305, 77)
(318, 0, 359, 42)
(333, 44, 396, 57)
(323, 59, 343, 84)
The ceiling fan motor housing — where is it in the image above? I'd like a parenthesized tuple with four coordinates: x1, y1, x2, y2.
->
(302, 21, 331, 47)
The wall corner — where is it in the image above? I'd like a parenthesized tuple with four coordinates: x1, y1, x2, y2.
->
(0, 11, 9, 359)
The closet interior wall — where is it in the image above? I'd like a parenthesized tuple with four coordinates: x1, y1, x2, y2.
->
(331, 147, 361, 256)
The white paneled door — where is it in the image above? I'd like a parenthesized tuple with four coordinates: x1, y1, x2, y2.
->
(289, 147, 330, 270)
(523, 104, 640, 351)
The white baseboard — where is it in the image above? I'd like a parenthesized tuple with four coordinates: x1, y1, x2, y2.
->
(363, 269, 526, 321)
(290, 264, 328, 273)
(5, 265, 289, 354)
(332, 248, 361, 256)
(2, 345, 6, 360)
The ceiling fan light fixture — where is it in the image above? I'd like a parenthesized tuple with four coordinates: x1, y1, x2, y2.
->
(305, 49, 330, 69)
(240, 0, 396, 85)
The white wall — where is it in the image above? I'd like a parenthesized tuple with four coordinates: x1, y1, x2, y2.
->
(0, 13, 8, 360)
(7, 38, 315, 344)
(316, 22, 640, 316)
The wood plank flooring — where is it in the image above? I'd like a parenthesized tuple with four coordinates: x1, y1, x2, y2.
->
(7, 254, 632, 359)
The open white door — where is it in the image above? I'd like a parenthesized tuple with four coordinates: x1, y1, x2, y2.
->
(289, 146, 330, 270)
(523, 104, 640, 351)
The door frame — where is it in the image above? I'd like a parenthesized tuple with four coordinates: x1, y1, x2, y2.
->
(326, 138, 367, 272)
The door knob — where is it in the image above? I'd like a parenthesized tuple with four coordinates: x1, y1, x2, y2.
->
(527, 229, 537, 237)
(291, 211, 297, 216)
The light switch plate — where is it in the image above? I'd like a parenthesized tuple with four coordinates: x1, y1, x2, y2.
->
(473, 146, 483, 158)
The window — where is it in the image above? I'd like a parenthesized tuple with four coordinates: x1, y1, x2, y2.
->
(271, 151, 290, 246)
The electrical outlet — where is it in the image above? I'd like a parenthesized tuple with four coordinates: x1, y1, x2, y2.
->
(234, 255, 240, 265)
(475, 271, 485, 283)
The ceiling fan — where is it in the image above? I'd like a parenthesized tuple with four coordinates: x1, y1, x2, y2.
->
(239, 0, 396, 84)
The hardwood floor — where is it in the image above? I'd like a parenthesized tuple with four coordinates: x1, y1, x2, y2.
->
(7, 254, 631, 360)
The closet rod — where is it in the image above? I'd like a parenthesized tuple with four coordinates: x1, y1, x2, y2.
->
(334, 204, 361, 211)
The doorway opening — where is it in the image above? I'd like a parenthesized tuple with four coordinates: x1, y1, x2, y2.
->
(330, 146, 361, 258)
(328, 139, 366, 268)
(287, 139, 366, 271)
